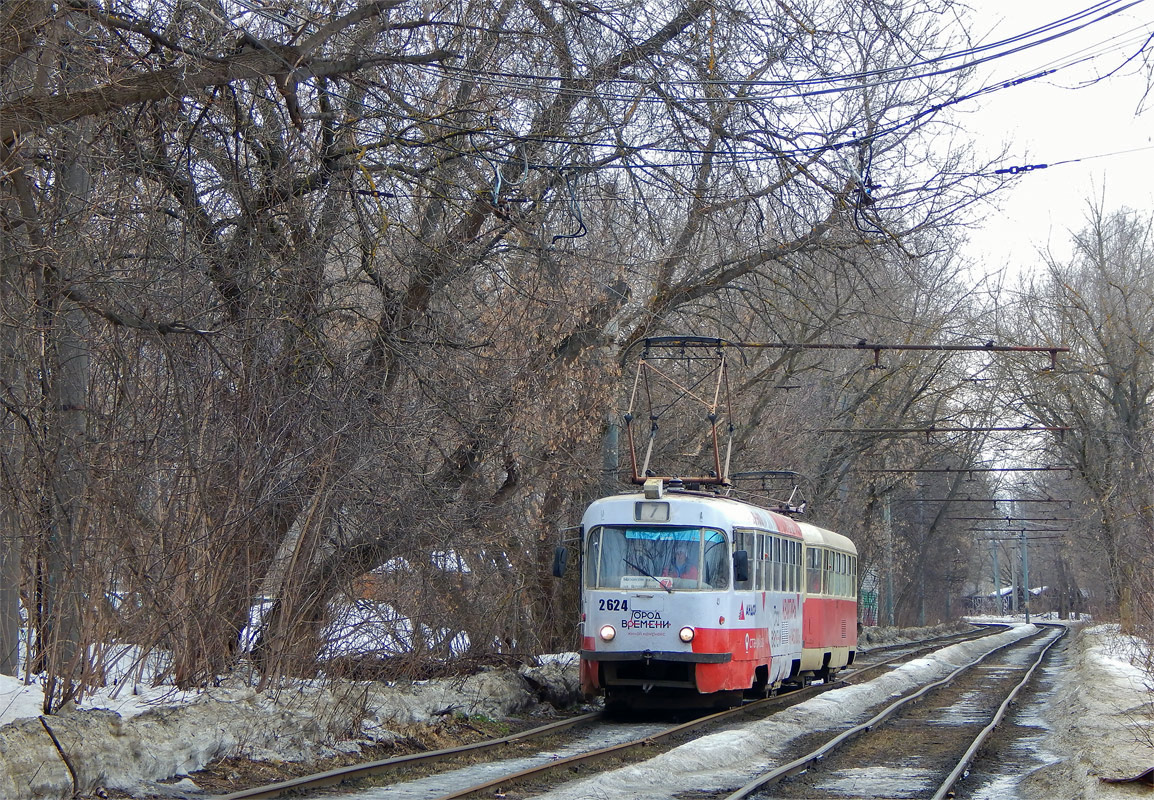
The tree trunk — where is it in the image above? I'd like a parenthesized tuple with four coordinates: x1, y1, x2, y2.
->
(37, 129, 93, 711)
(0, 228, 25, 676)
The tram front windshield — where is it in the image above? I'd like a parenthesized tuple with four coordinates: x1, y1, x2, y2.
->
(584, 526, 730, 590)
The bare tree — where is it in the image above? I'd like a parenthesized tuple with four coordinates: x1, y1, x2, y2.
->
(999, 203, 1154, 630)
(0, 0, 1010, 701)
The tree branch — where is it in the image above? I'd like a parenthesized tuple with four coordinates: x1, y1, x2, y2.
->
(0, 45, 457, 144)
(60, 287, 217, 335)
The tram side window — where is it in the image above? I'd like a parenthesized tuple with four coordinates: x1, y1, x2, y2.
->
(763, 536, 773, 591)
(767, 537, 775, 591)
(584, 530, 601, 587)
(745, 531, 756, 589)
(834, 552, 855, 597)
(806, 547, 822, 594)
(757, 533, 766, 588)
(751, 533, 761, 590)
(785, 539, 792, 591)
(785, 540, 793, 592)
(766, 535, 775, 591)
(766, 535, 775, 586)
(583, 527, 627, 587)
(780, 537, 788, 592)
(749, 534, 757, 590)
(733, 529, 754, 590)
(702, 531, 731, 590)
(784, 535, 793, 586)
(785, 540, 792, 592)
(749, 533, 758, 590)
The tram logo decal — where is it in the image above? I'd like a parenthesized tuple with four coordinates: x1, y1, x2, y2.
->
(623, 609, 671, 630)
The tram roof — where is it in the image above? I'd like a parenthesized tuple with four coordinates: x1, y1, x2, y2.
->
(583, 489, 806, 537)
(796, 520, 858, 555)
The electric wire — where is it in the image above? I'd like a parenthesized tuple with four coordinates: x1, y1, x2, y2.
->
(341, 13, 1154, 171)
(414, 0, 1143, 97)
(402, 0, 1148, 105)
(115, 0, 1152, 192)
(138, 0, 1151, 153)
(83, 0, 1154, 256)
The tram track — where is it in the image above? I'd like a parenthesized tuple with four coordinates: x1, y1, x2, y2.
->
(202, 624, 1007, 800)
(725, 623, 1066, 800)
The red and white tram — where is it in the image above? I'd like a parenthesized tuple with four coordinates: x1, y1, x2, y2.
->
(574, 480, 857, 710)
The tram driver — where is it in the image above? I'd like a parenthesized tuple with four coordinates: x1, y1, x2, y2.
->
(663, 543, 699, 580)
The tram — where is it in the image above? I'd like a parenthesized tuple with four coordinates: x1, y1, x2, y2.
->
(569, 479, 857, 710)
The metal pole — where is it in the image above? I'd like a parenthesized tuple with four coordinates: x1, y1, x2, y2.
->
(1021, 528, 1031, 624)
(1010, 547, 1018, 613)
(991, 542, 1002, 615)
(884, 494, 894, 627)
(917, 501, 925, 626)
(602, 417, 619, 494)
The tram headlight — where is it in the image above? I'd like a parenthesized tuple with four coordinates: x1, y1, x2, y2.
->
(599, 624, 616, 642)
(679, 626, 695, 643)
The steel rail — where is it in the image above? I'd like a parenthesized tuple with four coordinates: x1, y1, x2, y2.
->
(422, 685, 841, 800)
(206, 712, 601, 800)
(723, 625, 1060, 800)
(931, 624, 1067, 799)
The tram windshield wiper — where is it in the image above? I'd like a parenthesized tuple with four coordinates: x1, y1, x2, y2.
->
(624, 558, 673, 593)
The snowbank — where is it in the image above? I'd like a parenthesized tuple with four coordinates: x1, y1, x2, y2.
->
(0, 662, 578, 800)
(1017, 623, 1154, 799)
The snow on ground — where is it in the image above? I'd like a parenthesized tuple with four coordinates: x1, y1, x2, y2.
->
(0, 674, 201, 730)
(0, 642, 205, 728)
(1, 620, 1153, 799)
(0, 651, 580, 731)
(1016, 622, 1154, 800)
(0, 677, 46, 727)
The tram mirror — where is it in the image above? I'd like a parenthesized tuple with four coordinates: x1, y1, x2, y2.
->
(733, 550, 749, 583)
(552, 546, 569, 577)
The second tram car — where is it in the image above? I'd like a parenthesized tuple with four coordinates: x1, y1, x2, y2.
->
(798, 522, 858, 682)
(574, 480, 857, 710)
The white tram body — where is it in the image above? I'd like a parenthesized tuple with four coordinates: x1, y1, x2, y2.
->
(576, 486, 856, 709)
